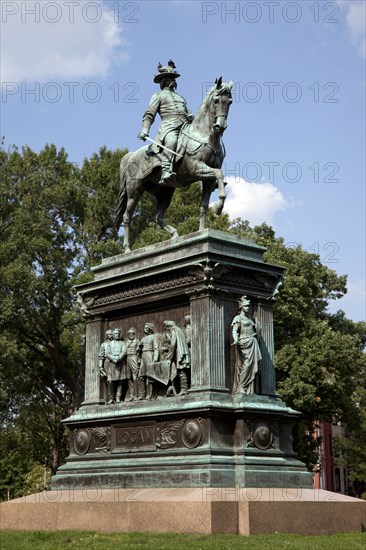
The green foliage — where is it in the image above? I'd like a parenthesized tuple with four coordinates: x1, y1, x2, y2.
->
(229, 221, 348, 346)
(0, 426, 31, 501)
(1, 144, 84, 412)
(0, 144, 127, 493)
(0, 144, 127, 404)
(333, 386, 366, 497)
(0, 409, 54, 500)
(276, 318, 365, 421)
(0, 395, 68, 501)
(22, 463, 52, 496)
(79, 146, 126, 265)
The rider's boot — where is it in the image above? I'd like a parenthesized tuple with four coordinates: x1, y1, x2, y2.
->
(159, 171, 176, 185)
(159, 154, 176, 184)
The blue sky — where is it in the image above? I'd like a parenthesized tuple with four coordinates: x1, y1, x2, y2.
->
(1, 0, 365, 321)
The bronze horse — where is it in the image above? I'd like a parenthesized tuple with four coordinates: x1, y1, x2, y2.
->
(116, 78, 233, 252)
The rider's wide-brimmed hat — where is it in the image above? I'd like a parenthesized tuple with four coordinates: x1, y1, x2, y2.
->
(153, 60, 181, 83)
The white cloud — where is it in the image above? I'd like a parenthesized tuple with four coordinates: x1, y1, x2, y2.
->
(338, 0, 366, 58)
(1, 1, 128, 83)
(222, 177, 294, 225)
(327, 278, 366, 321)
(348, 280, 366, 302)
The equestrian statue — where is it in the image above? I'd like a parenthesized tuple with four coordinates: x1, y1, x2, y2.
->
(116, 60, 233, 252)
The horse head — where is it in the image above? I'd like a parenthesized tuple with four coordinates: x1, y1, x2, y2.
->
(211, 77, 233, 134)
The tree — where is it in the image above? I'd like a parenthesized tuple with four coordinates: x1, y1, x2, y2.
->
(333, 386, 366, 499)
(0, 425, 31, 501)
(78, 146, 127, 265)
(0, 144, 127, 483)
(1, 144, 84, 411)
(0, 405, 58, 500)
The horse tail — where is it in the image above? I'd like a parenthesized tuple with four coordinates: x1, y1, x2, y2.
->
(115, 153, 132, 230)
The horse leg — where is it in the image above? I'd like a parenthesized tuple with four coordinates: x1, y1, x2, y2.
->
(155, 189, 179, 240)
(211, 168, 226, 216)
(194, 164, 227, 218)
(123, 219, 131, 252)
(123, 208, 133, 253)
(123, 184, 143, 252)
(199, 180, 217, 231)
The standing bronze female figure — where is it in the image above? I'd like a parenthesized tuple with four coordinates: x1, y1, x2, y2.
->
(231, 296, 262, 395)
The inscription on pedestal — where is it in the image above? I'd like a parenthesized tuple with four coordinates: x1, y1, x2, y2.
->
(112, 422, 156, 453)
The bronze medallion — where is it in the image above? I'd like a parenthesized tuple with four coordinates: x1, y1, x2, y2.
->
(253, 422, 273, 450)
(74, 429, 91, 455)
(182, 419, 202, 448)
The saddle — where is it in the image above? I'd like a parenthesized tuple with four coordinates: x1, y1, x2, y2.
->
(137, 125, 190, 180)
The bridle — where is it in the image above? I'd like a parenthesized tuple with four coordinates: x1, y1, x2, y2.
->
(182, 89, 231, 157)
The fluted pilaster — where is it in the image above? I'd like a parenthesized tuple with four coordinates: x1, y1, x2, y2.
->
(255, 300, 276, 395)
(189, 288, 235, 392)
(83, 316, 105, 404)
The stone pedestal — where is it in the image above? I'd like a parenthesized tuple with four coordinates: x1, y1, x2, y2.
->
(1, 489, 365, 535)
(52, 230, 313, 489)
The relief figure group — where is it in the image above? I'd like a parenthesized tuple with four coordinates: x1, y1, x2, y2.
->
(98, 295, 262, 404)
(98, 317, 191, 404)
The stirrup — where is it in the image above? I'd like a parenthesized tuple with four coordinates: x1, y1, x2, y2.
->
(159, 172, 176, 185)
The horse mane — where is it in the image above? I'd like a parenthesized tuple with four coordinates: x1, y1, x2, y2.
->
(215, 82, 233, 96)
(194, 82, 232, 122)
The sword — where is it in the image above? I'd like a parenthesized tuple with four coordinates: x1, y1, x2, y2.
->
(143, 136, 183, 157)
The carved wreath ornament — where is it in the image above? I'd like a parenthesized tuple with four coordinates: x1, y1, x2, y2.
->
(158, 420, 185, 446)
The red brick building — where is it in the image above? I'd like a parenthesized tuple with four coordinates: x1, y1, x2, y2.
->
(313, 421, 348, 494)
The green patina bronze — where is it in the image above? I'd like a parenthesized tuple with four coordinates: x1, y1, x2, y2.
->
(115, 61, 234, 252)
(52, 229, 313, 490)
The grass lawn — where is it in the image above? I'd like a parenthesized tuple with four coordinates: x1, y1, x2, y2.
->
(0, 531, 365, 549)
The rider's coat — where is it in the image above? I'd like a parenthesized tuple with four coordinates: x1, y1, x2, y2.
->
(142, 89, 194, 144)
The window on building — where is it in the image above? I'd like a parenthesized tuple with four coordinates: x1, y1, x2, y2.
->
(334, 467, 341, 492)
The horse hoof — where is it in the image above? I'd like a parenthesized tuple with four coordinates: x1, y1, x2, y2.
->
(212, 203, 223, 216)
